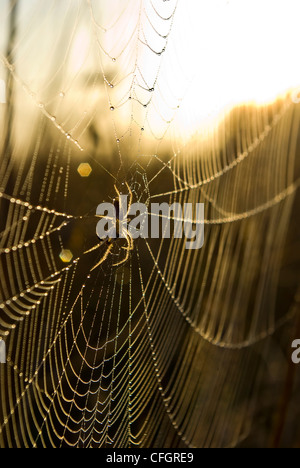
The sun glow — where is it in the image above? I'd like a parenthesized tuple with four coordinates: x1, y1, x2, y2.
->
(156, 0, 300, 138)
(1, 0, 300, 149)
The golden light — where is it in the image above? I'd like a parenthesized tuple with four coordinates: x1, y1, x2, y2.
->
(59, 249, 73, 263)
(2, 0, 300, 149)
(80, 0, 300, 144)
(77, 163, 92, 177)
(157, 0, 300, 139)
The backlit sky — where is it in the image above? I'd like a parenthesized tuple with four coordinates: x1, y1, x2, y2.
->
(0, 0, 300, 144)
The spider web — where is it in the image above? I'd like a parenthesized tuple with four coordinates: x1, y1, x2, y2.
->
(0, 0, 300, 448)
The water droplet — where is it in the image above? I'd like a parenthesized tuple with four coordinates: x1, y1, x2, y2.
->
(112, 57, 116, 62)
(110, 106, 115, 111)
(149, 88, 154, 92)
(141, 127, 145, 132)
(59, 92, 65, 98)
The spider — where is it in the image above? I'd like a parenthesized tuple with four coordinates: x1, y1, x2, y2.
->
(85, 182, 134, 271)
